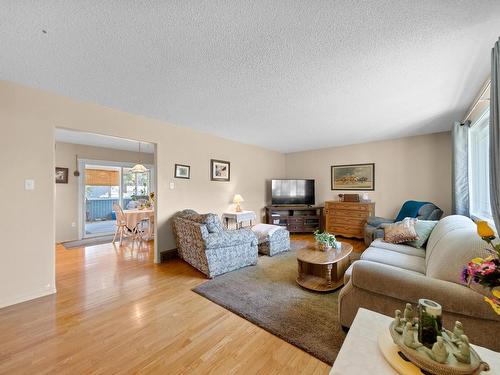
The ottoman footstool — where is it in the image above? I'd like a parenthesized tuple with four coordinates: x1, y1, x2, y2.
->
(251, 224, 290, 256)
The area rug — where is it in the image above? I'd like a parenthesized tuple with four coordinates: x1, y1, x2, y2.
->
(192, 242, 347, 365)
(62, 235, 114, 249)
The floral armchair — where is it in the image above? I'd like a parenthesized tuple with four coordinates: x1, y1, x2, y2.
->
(172, 209, 258, 278)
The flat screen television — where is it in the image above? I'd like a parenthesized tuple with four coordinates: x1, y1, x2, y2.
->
(271, 179, 315, 206)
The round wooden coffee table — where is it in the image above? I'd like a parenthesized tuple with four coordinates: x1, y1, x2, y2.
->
(296, 242, 353, 292)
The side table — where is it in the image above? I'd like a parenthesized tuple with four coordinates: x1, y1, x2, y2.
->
(330, 308, 500, 374)
(222, 211, 257, 229)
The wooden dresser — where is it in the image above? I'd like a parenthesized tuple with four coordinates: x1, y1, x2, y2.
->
(325, 201, 375, 239)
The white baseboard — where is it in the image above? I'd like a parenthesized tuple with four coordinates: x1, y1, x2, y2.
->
(0, 286, 57, 309)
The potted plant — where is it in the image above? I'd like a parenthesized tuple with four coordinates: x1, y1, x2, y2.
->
(314, 230, 337, 251)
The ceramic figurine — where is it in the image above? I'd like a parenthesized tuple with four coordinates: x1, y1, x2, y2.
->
(394, 310, 404, 333)
(431, 336, 449, 363)
(454, 335, 471, 364)
(402, 322, 422, 349)
(403, 303, 414, 322)
(452, 321, 465, 343)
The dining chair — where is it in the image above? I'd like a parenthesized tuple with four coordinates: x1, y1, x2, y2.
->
(112, 203, 137, 246)
(136, 214, 153, 242)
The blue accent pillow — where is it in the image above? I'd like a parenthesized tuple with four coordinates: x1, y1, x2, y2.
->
(405, 220, 438, 248)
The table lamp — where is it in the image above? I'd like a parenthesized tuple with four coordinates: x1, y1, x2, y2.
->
(233, 194, 244, 212)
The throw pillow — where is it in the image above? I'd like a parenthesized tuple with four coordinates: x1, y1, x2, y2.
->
(201, 213, 224, 233)
(405, 220, 438, 248)
(384, 218, 419, 244)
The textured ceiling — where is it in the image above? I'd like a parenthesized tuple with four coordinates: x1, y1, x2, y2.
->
(2, 1, 500, 152)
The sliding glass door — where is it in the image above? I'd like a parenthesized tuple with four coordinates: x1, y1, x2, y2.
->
(79, 160, 153, 238)
(122, 167, 152, 208)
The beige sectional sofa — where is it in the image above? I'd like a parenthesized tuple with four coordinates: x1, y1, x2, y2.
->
(339, 215, 500, 351)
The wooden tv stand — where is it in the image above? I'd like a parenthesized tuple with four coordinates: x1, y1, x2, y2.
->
(265, 205, 324, 233)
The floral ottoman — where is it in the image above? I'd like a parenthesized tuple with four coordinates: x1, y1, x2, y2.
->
(251, 224, 290, 256)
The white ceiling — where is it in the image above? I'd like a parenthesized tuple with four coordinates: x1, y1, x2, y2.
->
(55, 128, 154, 154)
(2, 1, 500, 153)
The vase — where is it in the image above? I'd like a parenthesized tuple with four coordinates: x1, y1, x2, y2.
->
(318, 242, 332, 251)
(417, 299, 442, 348)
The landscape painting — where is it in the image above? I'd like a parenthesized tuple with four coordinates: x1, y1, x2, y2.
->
(331, 163, 375, 190)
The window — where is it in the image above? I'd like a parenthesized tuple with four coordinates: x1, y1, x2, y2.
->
(122, 168, 151, 199)
(469, 109, 492, 220)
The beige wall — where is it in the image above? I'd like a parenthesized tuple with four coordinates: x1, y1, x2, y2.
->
(285, 132, 452, 218)
(0, 80, 285, 308)
(0, 79, 453, 309)
(55, 142, 155, 243)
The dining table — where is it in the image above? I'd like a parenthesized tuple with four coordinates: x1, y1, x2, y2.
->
(122, 208, 155, 240)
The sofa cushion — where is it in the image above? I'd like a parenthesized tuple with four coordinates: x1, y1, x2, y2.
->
(405, 220, 438, 249)
(200, 213, 224, 233)
(344, 262, 354, 285)
(425, 219, 492, 285)
(425, 215, 473, 267)
(361, 246, 426, 274)
(370, 239, 426, 258)
(384, 218, 419, 244)
(204, 228, 257, 249)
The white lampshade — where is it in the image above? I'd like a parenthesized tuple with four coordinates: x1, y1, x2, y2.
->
(233, 194, 244, 203)
(131, 164, 148, 173)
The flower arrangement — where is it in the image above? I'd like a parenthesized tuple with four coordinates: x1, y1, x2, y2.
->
(313, 230, 337, 251)
(146, 192, 156, 208)
(461, 221, 500, 315)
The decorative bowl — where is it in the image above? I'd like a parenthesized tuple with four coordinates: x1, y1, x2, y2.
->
(387, 320, 490, 375)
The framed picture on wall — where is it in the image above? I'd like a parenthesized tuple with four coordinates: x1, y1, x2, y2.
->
(55, 167, 69, 184)
(331, 163, 375, 190)
(174, 164, 190, 179)
(210, 159, 230, 181)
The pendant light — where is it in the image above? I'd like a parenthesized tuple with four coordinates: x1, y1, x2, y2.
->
(131, 141, 148, 173)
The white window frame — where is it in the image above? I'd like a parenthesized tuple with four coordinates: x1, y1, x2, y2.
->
(468, 108, 493, 222)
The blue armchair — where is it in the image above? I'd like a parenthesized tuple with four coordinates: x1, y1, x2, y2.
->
(364, 201, 443, 245)
(172, 209, 258, 278)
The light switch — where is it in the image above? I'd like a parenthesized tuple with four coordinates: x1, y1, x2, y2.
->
(169, 182, 175, 190)
(25, 179, 35, 190)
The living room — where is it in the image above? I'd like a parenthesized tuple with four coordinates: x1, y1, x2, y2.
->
(1, 2, 499, 374)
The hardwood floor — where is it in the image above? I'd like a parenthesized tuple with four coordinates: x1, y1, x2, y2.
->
(0, 235, 365, 375)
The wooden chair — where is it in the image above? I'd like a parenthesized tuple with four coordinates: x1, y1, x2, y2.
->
(112, 204, 137, 246)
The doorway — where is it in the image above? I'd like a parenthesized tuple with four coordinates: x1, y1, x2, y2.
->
(54, 128, 158, 262)
(79, 160, 154, 238)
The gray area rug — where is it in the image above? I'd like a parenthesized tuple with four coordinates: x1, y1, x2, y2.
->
(192, 241, 346, 365)
(62, 235, 114, 249)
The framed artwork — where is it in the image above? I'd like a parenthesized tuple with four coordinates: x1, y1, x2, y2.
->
(174, 164, 190, 179)
(331, 163, 375, 191)
(210, 159, 230, 181)
(55, 167, 69, 184)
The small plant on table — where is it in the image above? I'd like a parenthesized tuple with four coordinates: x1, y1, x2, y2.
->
(314, 230, 337, 251)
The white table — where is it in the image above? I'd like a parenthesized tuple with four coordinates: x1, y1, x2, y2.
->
(221, 211, 256, 229)
(330, 308, 500, 375)
(122, 209, 155, 239)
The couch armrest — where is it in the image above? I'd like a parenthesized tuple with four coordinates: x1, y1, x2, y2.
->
(350, 260, 499, 321)
(204, 228, 257, 249)
(366, 216, 395, 227)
